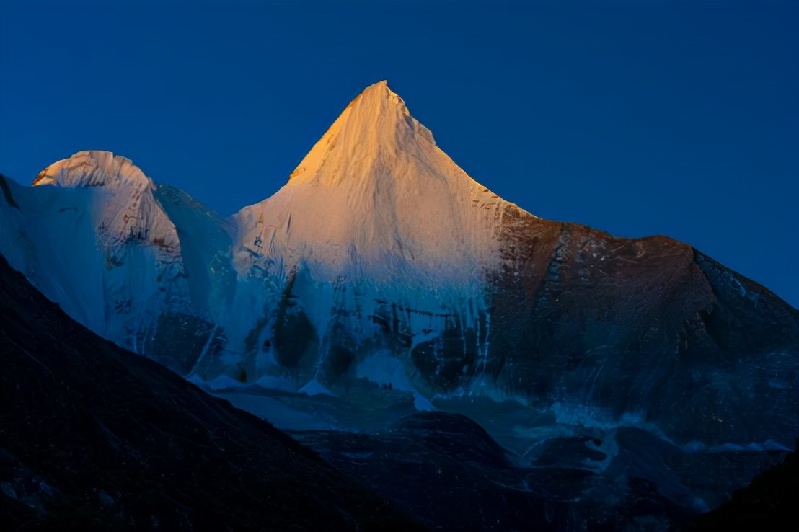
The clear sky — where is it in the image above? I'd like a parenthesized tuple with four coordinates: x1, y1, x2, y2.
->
(1, 1, 797, 307)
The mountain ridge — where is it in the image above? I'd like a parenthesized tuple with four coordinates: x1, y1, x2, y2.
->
(1, 81, 797, 519)
(0, 247, 419, 530)
(233, 81, 512, 280)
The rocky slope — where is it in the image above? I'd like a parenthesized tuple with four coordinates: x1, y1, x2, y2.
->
(0, 250, 418, 530)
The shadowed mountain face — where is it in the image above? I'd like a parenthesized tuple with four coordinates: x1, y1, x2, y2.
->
(485, 211, 799, 446)
(0, 252, 419, 530)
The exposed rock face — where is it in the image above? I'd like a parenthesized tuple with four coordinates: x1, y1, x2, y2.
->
(480, 209, 799, 447)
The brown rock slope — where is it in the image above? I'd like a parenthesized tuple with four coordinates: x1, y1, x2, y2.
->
(484, 205, 799, 446)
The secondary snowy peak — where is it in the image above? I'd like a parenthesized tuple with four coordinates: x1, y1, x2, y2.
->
(236, 81, 518, 280)
(33, 150, 154, 190)
(33, 150, 180, 253)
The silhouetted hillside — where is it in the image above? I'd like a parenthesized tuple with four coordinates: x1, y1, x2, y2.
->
(0, 251, 419, 530)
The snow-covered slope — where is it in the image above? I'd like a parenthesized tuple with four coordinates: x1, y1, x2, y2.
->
(235, 81, 514, 281)
(224, 81, 527, 397)
(0, 152, 219, 373)
(34, 151, 181, 254)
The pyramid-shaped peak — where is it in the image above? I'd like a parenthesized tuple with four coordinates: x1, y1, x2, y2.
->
(362, 79, 390, 94)
(236, 80, 517, 280)
(287, 81, 434, 185)
(33, 150, 154, 190)
(339, 79, 411, 121)
(356, 79, 404, 106)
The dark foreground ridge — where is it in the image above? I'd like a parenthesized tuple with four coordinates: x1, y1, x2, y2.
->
(694, 442, 799, 529)
(0, 252, 420, 530)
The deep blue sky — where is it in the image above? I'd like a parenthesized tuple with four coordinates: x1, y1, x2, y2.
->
(1, 1, 797, 307)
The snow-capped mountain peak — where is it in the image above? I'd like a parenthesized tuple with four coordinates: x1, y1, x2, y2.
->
(1, 82, 797, 524)
(235, 81, 516, 281)
(287, 80, 432, 186)
(33, 150, 154, 190)
(33, 150, 179, 253)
